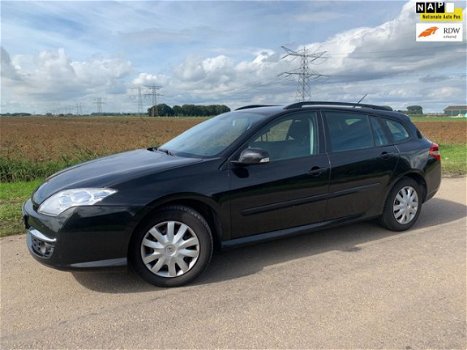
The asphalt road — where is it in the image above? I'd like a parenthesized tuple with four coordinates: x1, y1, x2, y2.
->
(1, 177, 466, 349)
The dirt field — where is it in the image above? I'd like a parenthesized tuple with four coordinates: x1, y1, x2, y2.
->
(416, 121, 466, 145)
(0, 117, 203, 162)
(1, 116, 464, 162)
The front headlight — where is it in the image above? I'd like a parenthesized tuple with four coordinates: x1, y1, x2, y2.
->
(38, 188, 117, 216)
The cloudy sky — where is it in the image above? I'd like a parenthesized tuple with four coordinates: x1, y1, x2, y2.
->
(1, 0, 466, 114)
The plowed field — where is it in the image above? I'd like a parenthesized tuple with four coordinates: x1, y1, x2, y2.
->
(0, 116, 465, 181)
(416, 121, 466, 145)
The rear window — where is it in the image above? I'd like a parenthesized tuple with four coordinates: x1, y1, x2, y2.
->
(384, 119, 410, 142)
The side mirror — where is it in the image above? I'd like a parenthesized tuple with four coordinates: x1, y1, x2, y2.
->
(232, 148, 270, 166)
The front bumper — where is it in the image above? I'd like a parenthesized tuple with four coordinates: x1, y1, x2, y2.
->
(23, 199, 141, 269)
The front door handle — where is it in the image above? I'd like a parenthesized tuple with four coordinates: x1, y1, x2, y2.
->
(308, 166, 326, 176)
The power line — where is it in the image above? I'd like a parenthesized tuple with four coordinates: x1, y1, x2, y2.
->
(129, 87, 144, 115)
(279, 46, 327, 102)
(75, 103, 83, 115)
(144, 84, 163, 117)
(94, 97, 105, 115)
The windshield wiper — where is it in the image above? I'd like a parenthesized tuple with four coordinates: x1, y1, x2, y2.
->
(157, 148, 175, 156)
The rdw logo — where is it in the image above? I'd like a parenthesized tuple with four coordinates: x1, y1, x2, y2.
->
(418, 26, 439, 37)
(416, 23, 463, 42)
(444, 27, 461, 34)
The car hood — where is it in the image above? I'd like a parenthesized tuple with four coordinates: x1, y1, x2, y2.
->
(33, 149, 202, 204)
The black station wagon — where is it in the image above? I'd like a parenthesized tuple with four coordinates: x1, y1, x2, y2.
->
(23, 102, 442, 287)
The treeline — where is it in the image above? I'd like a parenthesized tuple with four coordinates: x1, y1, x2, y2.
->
(0, 113, 32, 117)
(148, 104, 230, 117)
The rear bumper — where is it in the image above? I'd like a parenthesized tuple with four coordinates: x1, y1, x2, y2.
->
(424, 159, 442, 201)
(23, 199, 140, 269)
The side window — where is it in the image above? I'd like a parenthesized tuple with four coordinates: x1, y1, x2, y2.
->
(324, 112, 374, 152)
(247, 112, 318, 161)
(370, 117, 390, 146)
(384, 119, 410, 143)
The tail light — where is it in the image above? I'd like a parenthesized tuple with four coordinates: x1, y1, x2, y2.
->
(429, 143, 441, 161)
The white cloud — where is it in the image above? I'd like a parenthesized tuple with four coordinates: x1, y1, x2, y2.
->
(132, 73, 169, 87)
(1, 47, 22, 81)
(1, 1, 466, 113)
(147, 0, 465, 111)
(1, 47, 133, 112)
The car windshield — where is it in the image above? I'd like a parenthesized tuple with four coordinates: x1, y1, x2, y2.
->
(159, 111, 266, 158)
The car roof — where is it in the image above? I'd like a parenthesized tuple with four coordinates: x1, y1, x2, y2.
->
(234, 103, 410, 122)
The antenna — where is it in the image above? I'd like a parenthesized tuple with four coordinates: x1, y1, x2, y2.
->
(356, 93, 368, 105)
(279, 46, 327, 102)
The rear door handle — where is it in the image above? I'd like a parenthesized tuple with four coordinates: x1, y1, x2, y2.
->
(380, 151, 395, 160)
(308, 166, 326, 176)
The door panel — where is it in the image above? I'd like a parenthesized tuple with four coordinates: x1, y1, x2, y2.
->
(323, 111, 399, 220)
(229, 155, 330, 238)
(326, 146, 398, 219)
(228, 111, 329, 238)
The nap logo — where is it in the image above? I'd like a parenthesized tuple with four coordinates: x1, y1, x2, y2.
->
(416, 2, 447, 13)
(416, 2, 463, 22)
(416, 23, 463, 42)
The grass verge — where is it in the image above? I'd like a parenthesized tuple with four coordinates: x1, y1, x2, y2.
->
(409, 116, 467, 122)
(0, 156, 96, 182)
(0, 179, 43, 237)
(440, 144, 466, 176)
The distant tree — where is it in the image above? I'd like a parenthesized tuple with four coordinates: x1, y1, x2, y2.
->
(148, 104, 230, 117)
(407, 105, 423, 115)
(215, 104, 230, 114)
(173, 105, 183, 116)
(157, 104, 174, 116)
(147, 104, 173, 117)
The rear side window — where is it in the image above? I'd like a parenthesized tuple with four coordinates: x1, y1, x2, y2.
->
(324, 112, 374, 152)
(370, 117, 390, 146)
(384, 119, 410, 142)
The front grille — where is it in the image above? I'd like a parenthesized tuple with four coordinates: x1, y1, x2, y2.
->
(28, 229, 55, 259)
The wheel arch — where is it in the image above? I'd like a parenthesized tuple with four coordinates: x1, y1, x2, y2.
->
(384, 171, 428, 207)
(399, 171, 427, 202)
(127, 194, 225, 255)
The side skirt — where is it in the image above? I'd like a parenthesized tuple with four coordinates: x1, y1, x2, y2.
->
(221, 214, 370, 250)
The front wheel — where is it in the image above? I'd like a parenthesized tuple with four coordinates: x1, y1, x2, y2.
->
(129, 206, 213, 287)
(379, 178, 423, 231)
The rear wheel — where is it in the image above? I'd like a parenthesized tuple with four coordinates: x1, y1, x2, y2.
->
(129, 206, 213, 287)
(379, 178, 422, 231)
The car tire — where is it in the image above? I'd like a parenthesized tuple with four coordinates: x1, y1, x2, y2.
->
(129, 205, 213, 287)
(379, 178, 423, 231)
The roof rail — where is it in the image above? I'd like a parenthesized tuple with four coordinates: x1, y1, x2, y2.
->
(235, 104, 278, 111)
(284, 101, 393, 111)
